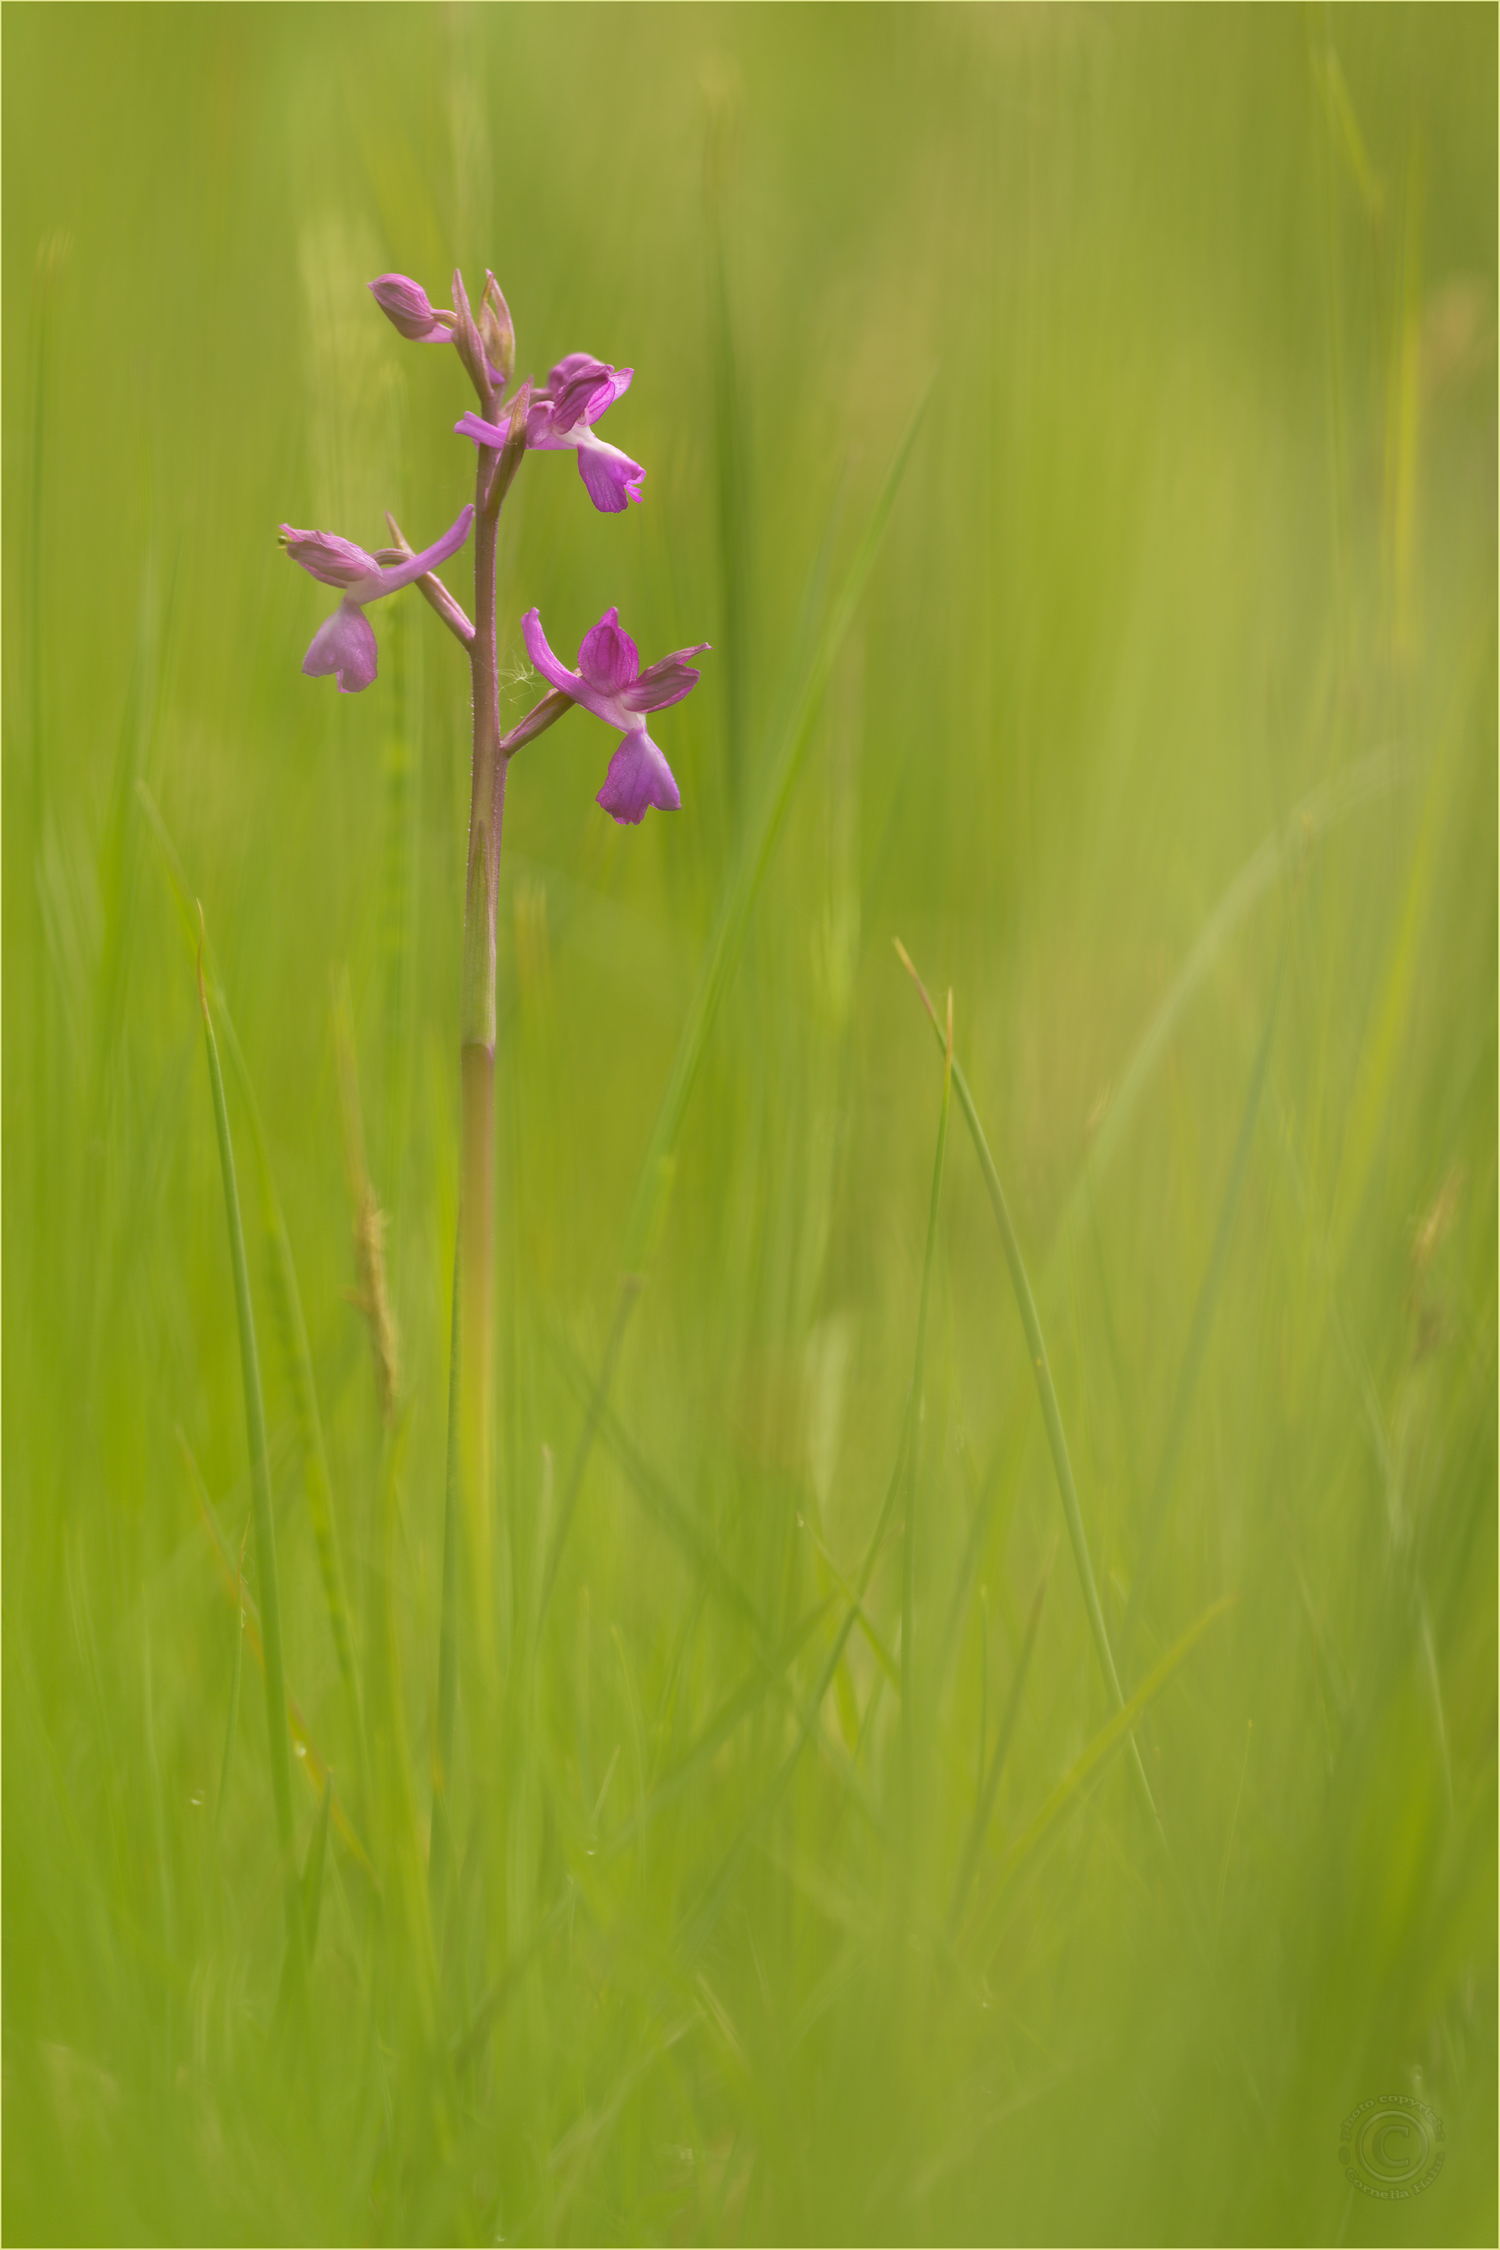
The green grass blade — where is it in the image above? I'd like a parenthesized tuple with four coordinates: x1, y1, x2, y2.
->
(178, 1430, 376, 1880)
(209, 1523, 249, 1871)
(621, 381, 932, 1275)
(196, 914, 304, 1988)
(904, 989, 953, 1797)
(894, 946, 1130, 1717)
(966, 1593, 1236, 1954)
(679, 1020, 954, 1960)
(540, 389, 932, 1628)
(301, 1772, 333, 1961)
(948, 1565, 1048, 1932)
(1119, 952, 1284, 1673)
(1052, 748, 1403, 1255)
(140, 784, 366, 1789)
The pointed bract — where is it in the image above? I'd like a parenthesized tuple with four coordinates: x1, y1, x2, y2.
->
(479, 271, 516, 386)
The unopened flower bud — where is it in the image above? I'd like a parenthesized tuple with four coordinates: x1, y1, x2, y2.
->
(368, 273, 454, 343)
(479, 271, 516, 386)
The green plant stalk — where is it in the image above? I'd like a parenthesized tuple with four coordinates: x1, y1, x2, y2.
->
(197, 929, 303, 1983)
(441, 396, 533, 1716)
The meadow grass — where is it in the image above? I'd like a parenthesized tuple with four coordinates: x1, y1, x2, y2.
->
(3, 7, 1495, 2242)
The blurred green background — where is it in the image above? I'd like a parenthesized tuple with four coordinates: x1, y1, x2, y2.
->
(3, 5, 1495, 2242)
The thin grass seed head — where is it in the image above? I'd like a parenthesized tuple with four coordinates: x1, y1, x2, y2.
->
(279, 505, 474, 690)
(522, 605, 710, 823)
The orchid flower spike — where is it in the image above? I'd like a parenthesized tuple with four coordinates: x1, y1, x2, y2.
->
(369, 273, 456, 343)
(458, 352, 644, 514)
(522, 606, 709, 824)
(280, 505, 475, 692)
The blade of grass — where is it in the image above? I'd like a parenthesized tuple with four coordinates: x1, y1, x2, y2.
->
(964, 1593, 1236, 1958)
(541, 384, 931, 1622)
(1119, 949, 1284, 1674)
(301, 1772, 333, 1961)
(905, 988, 953, 1801)
(1052, 747, 1403, 1258)
(679, 1007, 953, 1961)
(196, 910, 303, 1991)
(947, 1563, 1049, 1933)
(140, 784, 367, 1793)
(209, 1520, 250, 1871)
(179, 1430, 375, 1880)
(894, 941, 1150, 1818)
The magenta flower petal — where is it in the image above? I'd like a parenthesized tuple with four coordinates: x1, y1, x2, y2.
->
(576, 439, 645, 514)
(362, 504, 474, 594)
(578, 609, 640, 696)
(597, 729, 680, 825)
(304, 602, 379, 693)
(622, 643, 712, 714)
(580, 367, 633, 424)
(544, 353, 624, 431)
(369, 273, 454, 343)
(547, 351, 609, 396)
(281, 525, 382, 589)
(521, 608, 581, 699)
(455, 409, 510, 450)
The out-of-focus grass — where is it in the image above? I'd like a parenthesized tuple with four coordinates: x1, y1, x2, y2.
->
(3, 7, 1495, 2243)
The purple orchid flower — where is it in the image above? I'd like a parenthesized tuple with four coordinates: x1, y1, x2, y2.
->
(369, 273, 456, 343)
(281, 505, 475, 692)
(522, 606, 709, 824)
(457, 352, 645, 514)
